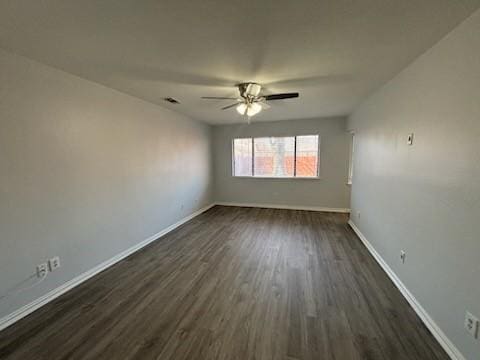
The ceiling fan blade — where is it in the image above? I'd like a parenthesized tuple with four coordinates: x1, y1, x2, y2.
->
(264, 93, 299, 101)
(202, 96, 239, 100)
(221, 102, 241, 110)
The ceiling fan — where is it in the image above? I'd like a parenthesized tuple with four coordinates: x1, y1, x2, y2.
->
(201, 82, 299, 119)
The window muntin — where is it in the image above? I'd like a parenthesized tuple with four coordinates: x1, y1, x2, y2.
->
(232, 135, 319, 178)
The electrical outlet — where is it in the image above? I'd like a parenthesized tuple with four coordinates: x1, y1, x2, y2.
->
(48, 256, 61, 271)
(465, 311, 479, 339)
(407, 133, 414, 145)
(400, 250, 406, 264)
(36, 263, 48, 278)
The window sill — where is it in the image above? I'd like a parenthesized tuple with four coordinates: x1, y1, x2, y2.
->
(233, 176, 322, 180)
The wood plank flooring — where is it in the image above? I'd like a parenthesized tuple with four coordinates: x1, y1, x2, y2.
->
(0, 206, 449, 359)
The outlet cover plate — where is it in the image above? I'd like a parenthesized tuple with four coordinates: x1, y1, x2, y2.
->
(36, 263, 48, 278)
(465, 311, 479, 339)
(48, 256, 61, 271)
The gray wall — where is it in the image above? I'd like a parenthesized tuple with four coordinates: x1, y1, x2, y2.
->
(0, 48, 213, 320)
(213, 117, 351, 210)
(347, 9, 480, 360)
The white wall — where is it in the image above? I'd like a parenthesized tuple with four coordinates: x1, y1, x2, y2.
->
(0, 48, 213, 320)
(213, 117, 351, 210)
(348, 9, 480, 360)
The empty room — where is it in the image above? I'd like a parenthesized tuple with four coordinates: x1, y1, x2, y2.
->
(0, 1, 479, 359)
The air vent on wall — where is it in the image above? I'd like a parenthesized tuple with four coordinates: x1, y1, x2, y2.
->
(164, 97, 180, 104)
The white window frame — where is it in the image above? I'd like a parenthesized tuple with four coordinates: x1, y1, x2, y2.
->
(347, 131, 355, 185)
(232, 135, 321, 179)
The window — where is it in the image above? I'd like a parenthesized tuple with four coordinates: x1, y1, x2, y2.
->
(232, 135, 319, 178)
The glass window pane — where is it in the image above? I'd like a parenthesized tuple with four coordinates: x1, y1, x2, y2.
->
(254, 137, 295, 177)
(233, 138, 252, 176)
(296, 135, 319, 177)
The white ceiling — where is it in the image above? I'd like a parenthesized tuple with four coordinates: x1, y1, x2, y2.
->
(0, 0, 479, 124)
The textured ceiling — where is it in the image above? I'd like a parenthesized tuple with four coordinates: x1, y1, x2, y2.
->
(0, 0, 479, 124)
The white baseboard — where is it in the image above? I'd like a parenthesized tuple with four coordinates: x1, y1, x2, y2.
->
(216, 202, 350, 213)
(348, 220, 465, 360)
(0, 203, 215, 332)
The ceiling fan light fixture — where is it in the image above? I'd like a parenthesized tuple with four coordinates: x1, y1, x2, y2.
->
(237, 103, 262, 117)
(236, 102, 262, 117)
(246, 102, 262, 117)
(236, 103, 247, 115)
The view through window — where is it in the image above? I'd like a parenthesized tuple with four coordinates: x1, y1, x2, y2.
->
(233, 138, 253, 176)
(232, 135, 319, 178)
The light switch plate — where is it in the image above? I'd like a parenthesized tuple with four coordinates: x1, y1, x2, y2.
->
(407, 133, 414, 145)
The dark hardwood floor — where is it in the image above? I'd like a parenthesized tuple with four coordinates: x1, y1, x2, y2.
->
(0, 206, 448, 359)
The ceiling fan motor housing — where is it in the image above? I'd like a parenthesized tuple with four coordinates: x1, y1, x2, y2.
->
(239, 83, 262, 98)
